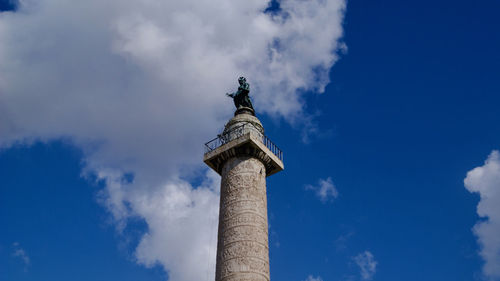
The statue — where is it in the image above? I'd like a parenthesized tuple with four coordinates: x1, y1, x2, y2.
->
(226, 77, 254, 110)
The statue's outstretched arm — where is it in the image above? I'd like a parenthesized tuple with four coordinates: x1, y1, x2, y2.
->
(226, 92, 234, 97)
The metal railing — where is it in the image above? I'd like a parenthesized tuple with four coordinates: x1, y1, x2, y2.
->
(204, 123, 283, 162)
(204, 123, 249, 152)
(262, 134, 283, 161)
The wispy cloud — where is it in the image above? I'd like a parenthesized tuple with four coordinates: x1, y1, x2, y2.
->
(12, 242, 30, 269)
(304, 275, 324, 281)
(305, 177, 339, 203)
(334, 231, 355, 251)
(464, 150, 500, 280)
(353, 251, 377, 280)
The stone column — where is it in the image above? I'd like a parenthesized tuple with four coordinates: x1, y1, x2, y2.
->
(215, 156, 269, 281)
(204, 108, 284, 281)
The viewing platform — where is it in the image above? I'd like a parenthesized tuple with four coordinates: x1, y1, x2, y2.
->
(204, 115, 284, 177)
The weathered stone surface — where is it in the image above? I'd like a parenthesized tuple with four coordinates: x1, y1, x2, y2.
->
(223, 112, 264, 137)
(215, 156, 270, 281)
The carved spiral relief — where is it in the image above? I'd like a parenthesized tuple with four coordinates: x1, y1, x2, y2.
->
(215, 156, 269, 281)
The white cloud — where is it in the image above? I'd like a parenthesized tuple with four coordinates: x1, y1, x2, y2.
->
(305, 177, 339, 203)
(12, 242, 30, 268)
(304, 275, 323, 281)
(353, 251, 377, 280)
(0, 0, 346, 280)
(465, 150, 500, 280)
(334, 231, 354, 251)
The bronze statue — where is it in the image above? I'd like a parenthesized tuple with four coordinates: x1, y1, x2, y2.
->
(226, 77, 254, 110)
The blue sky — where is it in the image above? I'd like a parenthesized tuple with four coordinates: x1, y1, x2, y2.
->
(1, 0, 500, 281)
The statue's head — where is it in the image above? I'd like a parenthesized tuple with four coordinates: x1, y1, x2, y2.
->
(238, 76, 246, 85)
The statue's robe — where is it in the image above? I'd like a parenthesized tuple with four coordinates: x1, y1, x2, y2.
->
(233, 84, 253, 109)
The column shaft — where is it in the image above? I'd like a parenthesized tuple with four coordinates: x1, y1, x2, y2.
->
(215, 156, 269, 281)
